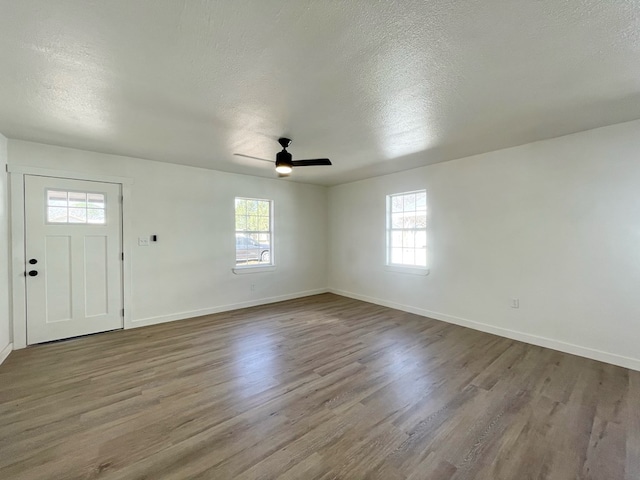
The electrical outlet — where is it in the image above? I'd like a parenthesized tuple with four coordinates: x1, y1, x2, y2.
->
(250, 284, 256, 292)
(511, 298, 520, 309)
(138, 236, 150, 246)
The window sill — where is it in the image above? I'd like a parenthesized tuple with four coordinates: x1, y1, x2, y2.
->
(232, 265, 276, 275)
(385, 265, 430, 276)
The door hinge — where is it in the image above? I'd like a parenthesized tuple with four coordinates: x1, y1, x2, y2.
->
(121, 252, 124, 261)
(121, 308, 125, 317)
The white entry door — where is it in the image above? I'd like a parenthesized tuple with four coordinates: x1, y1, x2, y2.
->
(25, 175, 123, 344)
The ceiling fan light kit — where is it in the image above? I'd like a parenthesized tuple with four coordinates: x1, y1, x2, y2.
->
(275, 163, 293, 174)
(275, 141, 294, 173)
(276, 165, 293, 175)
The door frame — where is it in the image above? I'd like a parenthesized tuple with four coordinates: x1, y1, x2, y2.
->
(8, 165, 134, 349)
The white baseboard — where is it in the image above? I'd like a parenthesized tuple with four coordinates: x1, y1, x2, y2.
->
(0, 343, 13, 366)
(128, 288, 329, 329)
(329, 288, 640, 372)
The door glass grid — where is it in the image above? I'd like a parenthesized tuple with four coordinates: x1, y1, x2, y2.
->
(46, 190, 106, 224)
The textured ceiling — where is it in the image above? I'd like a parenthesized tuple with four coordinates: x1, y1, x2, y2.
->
(1, 1, 640, 186)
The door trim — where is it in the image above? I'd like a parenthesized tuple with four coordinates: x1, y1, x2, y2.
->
(7, 164, 134, 185)
(9, 166, 133, 349)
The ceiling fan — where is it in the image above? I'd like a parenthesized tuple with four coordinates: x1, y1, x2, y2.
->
(235, 138, 332, 175)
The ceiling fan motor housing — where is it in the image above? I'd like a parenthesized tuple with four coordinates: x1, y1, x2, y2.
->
(276, 149, 293, 168)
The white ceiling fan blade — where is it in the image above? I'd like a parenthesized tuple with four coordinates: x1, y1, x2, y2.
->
(233, 153, 273, 163)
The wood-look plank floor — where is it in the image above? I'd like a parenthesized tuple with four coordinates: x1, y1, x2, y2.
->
(0, 293, 638, 479)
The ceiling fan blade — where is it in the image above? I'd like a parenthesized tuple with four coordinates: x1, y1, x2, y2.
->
(233, 153, 273, 163)
(291, 159, 332, 167)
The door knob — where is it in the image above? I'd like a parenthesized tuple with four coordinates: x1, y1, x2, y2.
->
(29, 259, 38, 265)
(28, 270, 38, 277)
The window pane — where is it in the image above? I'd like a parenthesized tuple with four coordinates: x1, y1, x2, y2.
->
(48, 207, 68, 223)
(416, 192, 426, 211)
(258, 201, 269, 216)
(258, 216, 269, 231)
(391, 231, 402, 248)
(248, 200, 258, 214)
(235, 215, 247, 231)
(87, 209, 105, 224)
(403, 214, 416, 229)
(415, 248, 427, 267)
(416, 213, 427, 228)
(402, 230, 415, 248)
(402, 248, 415, 265)
(391, 248, 403, 264)
(416, 231, 427, 248)
(391, 196, 403, 212)
(68, 192, 87, 208)
(392, 213, 403, 228)
(87, 193, 105, 208)
(68, 208, 87, 223)
(403, 194, 416, 212)
(47, 191, 67, 207)
(247, 215, 260, 232)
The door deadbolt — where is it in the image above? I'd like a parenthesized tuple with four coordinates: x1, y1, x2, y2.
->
(29, 259, 38, 265)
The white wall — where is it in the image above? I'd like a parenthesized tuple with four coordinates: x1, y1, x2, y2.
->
(9, 140, 327, 334)
(0, 134, 11, 364)
(329, 119, 640, 370)
(6, 120, 640, 371)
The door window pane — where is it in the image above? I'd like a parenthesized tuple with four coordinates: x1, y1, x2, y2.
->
(87, 209, 106, 224)
(47, 191, 68, 207)
(47, 207, 68, 223)
(47, 190, 106, 225)
(87, 193, 105, 208)
(68, 192, 87, 208)
(68, 208, 87, 223)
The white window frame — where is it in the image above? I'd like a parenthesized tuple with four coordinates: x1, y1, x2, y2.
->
(233, 197, 275, 273)
(385, 189, 429, 276)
